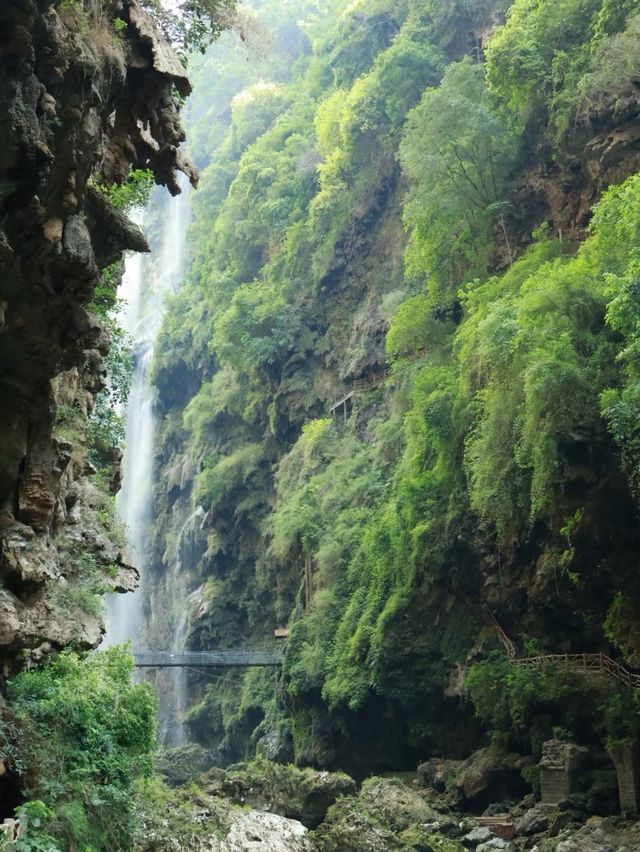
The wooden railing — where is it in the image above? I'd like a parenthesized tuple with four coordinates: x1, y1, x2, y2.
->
(329, 368, 391, 411)
(329, 348, 430, 413)
(490, 619, 640, 691)
(510, 652, 640, 690)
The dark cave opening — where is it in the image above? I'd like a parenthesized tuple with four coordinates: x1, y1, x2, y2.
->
(0, 766, 23, 821)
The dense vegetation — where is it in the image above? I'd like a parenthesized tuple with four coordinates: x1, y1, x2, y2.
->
(146, 0, 640, 777)
(1, 649, 155, 851)
(7, 0, 640, 845)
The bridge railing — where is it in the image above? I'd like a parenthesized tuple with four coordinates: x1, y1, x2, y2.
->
(133, 650, 283, 668)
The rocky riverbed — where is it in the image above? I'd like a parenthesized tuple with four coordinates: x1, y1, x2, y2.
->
(133, 751, 640, 852)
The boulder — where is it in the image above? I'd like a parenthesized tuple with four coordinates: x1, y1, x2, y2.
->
(358, 777, 440, 833)
(205, 759, 356, 829)
(454, 748, 529, 809)
(221, 811, 311, 851)
(310, 796, 404, 851)
(462, 826, 492, 846)
(476, 841, 514, 852)
(514, 805, 553, 836)
(155, 743, 218, 786)
(418, 758, 463, 792)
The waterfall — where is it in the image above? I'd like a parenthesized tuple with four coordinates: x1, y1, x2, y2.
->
(104, 175, 192, 744)
(103, 224, 149, 649)
(159, 505, 205, 747)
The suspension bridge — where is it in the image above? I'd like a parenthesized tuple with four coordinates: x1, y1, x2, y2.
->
(133, 650, 283, 668)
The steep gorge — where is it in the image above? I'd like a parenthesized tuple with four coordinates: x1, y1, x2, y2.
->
(142, 0, 640, 780)
(3, 0, 640, 848)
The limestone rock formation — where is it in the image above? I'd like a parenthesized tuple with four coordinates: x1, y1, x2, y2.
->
(221, 812, 311, 852)
(0, 0, 195, 674)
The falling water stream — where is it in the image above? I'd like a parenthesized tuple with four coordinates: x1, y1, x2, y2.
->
(105, 174, 192, 745)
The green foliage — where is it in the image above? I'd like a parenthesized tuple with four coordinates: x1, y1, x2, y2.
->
(466, 653, 640, 754)
(93, 169, 154, 212)
(141, 0, 236, 53)
(149, 0, 640, 775)
(4, 648, 156, 852)
(90, 263, 123, 317)
(401, 59, 518, 296)
(386, 294, 453, 361)
(604, 593, 640, 668)
(87, 315, 133, 473)
(486, 0, 637, 138)
(456, 208, 630, 536)
(598, 177, 640, 492)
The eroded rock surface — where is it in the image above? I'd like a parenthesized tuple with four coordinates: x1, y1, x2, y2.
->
(0, 0, 195, 673)
(221, 812, 311, 852)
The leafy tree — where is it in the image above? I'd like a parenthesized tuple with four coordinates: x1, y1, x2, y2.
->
(401, 59, 518, 297)
(486, 0, 637, 136)
(141, 0, 237, 53)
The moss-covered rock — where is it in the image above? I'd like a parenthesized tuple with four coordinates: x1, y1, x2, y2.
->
(310, 775, 460, 852)
(155, 744, 219, 786)
(358, 778, 440, 833)
(203, 758, 356, 828)
(311, 796, 405, 852)
(134, 775, 235, 851)
(399, 830, 466, 852)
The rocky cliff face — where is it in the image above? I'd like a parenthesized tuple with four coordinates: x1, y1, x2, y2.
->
(0, 0, 194, 674)
(141, 0, 640, 778)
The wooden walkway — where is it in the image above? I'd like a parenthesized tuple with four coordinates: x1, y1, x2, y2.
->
(133, 650, 283, 668)
(491, 617, 640, 690)
(510, 652, 640, 689)
(328, 347, 431, 418)
(329, 368, 391, 417)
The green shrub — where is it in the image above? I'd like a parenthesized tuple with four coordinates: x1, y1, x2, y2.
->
(3, 648, 156, 852)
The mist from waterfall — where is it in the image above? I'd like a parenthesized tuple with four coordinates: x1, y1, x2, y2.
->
(105, 176, 192, 745)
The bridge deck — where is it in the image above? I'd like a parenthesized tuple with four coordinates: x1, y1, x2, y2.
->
(134, 651, 282, 668)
